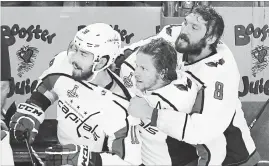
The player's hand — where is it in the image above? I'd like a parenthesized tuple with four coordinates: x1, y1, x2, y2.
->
(9, 103, 45, 144)
(128, 96, 154, 119)
(45, 144, 99, 166)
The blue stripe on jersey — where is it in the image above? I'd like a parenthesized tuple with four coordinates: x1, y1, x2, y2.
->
(112, 125, 128, 159)
(123, 61, 135, 71)
(200, 89, 205, 114)
(182, 114, 188, 140)
(185, 71, 205, 86)
(190, 88, 205, 115)
(27, 91, 51, 111)
(151, 92, 178, 112)
(113, 93, 129, 101)
(107, 69, 132, 101)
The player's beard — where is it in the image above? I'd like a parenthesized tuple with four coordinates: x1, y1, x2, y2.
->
(175, 33, 207, 55)
(72, 63, 94, 81)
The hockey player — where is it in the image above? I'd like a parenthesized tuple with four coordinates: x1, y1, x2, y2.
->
(10, 23, 142, 166)
(121, 5, 260, 166)
(128, 38, 200, 165)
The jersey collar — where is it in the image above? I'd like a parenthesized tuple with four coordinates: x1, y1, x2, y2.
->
(183, 47, 222, 66)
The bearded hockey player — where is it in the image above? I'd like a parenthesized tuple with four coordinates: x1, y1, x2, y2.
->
(10, 23, 142, 166)
(121, 5, 259, 166)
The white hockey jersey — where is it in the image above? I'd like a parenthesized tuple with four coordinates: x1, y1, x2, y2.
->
(120, 24, 259, 165)
(28, 51, 142, 165)
(137, 75, 199, 165)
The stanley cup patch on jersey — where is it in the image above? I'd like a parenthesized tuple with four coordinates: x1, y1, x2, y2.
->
(123, 72, 134, 88)
(67, 85, 79, 98)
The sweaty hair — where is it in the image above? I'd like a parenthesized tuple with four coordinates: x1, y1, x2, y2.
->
(191, 5, 224, 50)
(138, 38, 177, 82)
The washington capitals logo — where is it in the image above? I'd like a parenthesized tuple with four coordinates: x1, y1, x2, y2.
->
(174, 77, 192, 91)
(16, 45, 39, 77)
(251, 45, 269, 77)
(123, 72, 134, 88)
(67, 85, 79, 98)
(205, 58, 225, 67)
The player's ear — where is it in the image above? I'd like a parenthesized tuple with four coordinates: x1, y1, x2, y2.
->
(95, 57, 108, 70)
(160, 68, 168, 80)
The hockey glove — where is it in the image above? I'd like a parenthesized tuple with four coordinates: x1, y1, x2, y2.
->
(45, 144, 102, 166)
(9, 103, 45, 144)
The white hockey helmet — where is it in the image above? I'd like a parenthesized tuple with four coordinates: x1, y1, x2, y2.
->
(69, 23, 121, 76)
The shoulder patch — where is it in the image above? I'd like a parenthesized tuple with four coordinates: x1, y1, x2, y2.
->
(187, 77, 192, 89)
(174, 84, 188, 91)
(174, 77, 192, 91)
(205, 58, 225, 67)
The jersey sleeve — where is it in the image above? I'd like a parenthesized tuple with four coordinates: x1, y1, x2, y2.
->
(24, 52, 67, 111)
(99, 101, 142, 165)
(151, 70, 239, 145)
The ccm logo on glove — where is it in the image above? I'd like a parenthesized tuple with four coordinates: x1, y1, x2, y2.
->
(18, 103, 43, 117)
